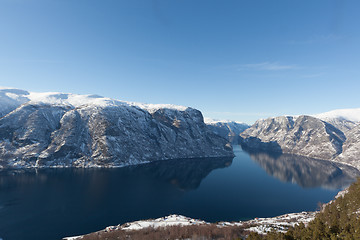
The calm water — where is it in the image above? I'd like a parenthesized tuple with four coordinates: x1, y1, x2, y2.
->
(0, 145, 359, 240)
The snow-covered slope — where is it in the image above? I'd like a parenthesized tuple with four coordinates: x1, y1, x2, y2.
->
(0, 87, 188, 115)
(240, 112, 360, 170)
(335, 124, 360, 169)
(240, 115, 345, 161)
(204, 118, 250, 143)
(0, 88, 233, 168)
(313, 108, 360, 123)
(63, 212, 316, 239)
(313, 108, 360, 133)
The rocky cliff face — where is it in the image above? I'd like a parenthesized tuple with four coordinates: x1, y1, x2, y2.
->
(0, 88, 233, 168)
(335, 125, 360, 169)
(317, 118, 357, 135)
(240, 115, 346, 161)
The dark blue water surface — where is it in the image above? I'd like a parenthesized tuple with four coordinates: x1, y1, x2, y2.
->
(0, 145, 359, 240)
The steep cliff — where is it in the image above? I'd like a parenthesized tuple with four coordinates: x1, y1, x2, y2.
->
(239, 115, 346, 160)
(0, 88, 233, 168)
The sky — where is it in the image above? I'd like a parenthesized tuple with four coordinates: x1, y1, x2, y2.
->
(1, 0, 360, 124)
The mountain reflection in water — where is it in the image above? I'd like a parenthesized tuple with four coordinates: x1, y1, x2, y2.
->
(246, 149, 360, 189)
(0, 157, 233, 192)
(1, 147, 354, 240)
(0, 157, 234, 240)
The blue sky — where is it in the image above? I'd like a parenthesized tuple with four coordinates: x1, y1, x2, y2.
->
(1, 0, 360, 124)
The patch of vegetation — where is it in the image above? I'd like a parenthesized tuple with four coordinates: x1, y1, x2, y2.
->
(248, 178, 360, 240)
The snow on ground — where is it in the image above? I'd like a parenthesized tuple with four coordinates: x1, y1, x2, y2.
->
(313, 108, 360, 122)
(63, 212, 316, 239)
(240, 211, 316, 234)
(119, 215, 207, 231)
(128, 102, 188, 113)
(204, 117, 246, 125)
(0, 87, 189, 113)
(215, 212, 315, 234)
(63, 236, 83, 240)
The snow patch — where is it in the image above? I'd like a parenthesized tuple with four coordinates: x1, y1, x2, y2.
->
(313, 108, 360, 122)
(120, 215, 207, 231)
(0, 87, 190, 114)
(63, 236, 83, 240)
(204, 117, 246, 125)
(129, 102, 188, 113)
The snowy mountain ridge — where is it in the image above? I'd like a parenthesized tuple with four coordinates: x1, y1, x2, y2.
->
(204, 117, 247, 125)
(204, 118, 250, 143)
(313, 108, 360, 123)
(0, 87, 188, 116)
(0, 88, 233, 169)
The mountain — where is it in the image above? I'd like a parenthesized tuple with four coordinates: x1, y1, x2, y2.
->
(0, 88, 233, 168)
(204, 118, 250, 143)
(240, 108, 360, 170)
(335, 125, 360, 169)
(313, 108, 360, 123)
(239, 115, 346, 161)
(312, 108, 360, 133)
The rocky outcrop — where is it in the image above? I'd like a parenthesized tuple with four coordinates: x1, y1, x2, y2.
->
(240, 115, 346, 161)
(0, 89, 233, 168)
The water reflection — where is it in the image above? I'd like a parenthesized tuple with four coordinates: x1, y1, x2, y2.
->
(0, 157, 233, 240)
(0, 148, 350, 240)
(0, 157, 233, 191)
(246, 149, 360, 189)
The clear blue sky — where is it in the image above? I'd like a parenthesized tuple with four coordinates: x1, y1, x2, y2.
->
(1, 0, 360, 124)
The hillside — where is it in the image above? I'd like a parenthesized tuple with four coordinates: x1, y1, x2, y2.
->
(239, 113, 360, 170)
(0, 88, 233, 168)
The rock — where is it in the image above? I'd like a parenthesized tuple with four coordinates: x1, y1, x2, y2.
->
(239, 115, 346, 161)
(335, 125, 360, 169)
(0, 89, 233, 168)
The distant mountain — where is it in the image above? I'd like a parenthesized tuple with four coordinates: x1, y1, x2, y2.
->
(204, 118, 250, 143)
(239, 109, 360, 169)
(0, 88, 233, 168)
(313, 108, 360, 123)
(240, 115, 345, 160)
(313, 108, 360, 133)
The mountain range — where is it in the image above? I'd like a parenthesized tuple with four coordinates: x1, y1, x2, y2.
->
(0, 88, 233, 168)
(1, 87, 359, 170)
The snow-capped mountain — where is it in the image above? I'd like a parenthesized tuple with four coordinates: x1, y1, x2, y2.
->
(313, 108, 360, 123)
(239, 111, 360, 170)
(312, 108, 360, 133)
(240, 115, 345, 160)
(0, 88, 233, 168)
(204, 118, 250, 143)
